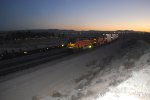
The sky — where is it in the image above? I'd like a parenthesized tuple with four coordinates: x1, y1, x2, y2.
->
(0, 0, 150, 32)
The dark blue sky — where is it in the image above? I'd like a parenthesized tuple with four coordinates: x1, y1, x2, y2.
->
(0, 0, 150, 31)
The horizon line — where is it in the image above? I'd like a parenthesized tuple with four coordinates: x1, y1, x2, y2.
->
(0, 28, 149, 33)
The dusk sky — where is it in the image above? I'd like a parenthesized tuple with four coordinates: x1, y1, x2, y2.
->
(0, 0, 150, 31)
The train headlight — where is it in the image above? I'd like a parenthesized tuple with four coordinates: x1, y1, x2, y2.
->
(88, 45, 92, 48)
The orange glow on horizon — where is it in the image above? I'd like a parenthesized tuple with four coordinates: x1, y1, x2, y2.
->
(65, 25, 150, 32)
(45, 20, 150, 32)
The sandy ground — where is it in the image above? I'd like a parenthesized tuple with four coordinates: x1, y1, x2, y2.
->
(80, 40, 150, 100)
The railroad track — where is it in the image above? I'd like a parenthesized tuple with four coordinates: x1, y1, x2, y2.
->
(0, 48, 72, 76)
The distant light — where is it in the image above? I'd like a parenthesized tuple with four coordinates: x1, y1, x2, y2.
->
(47, 48, 49, 50)
(24, 51, 28, 54)
(61, 44, 64, 47)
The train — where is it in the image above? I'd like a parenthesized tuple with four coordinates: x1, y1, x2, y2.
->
(67, 33, 119, 50)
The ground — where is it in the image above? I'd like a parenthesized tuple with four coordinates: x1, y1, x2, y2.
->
(0, 39, 150, 100)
